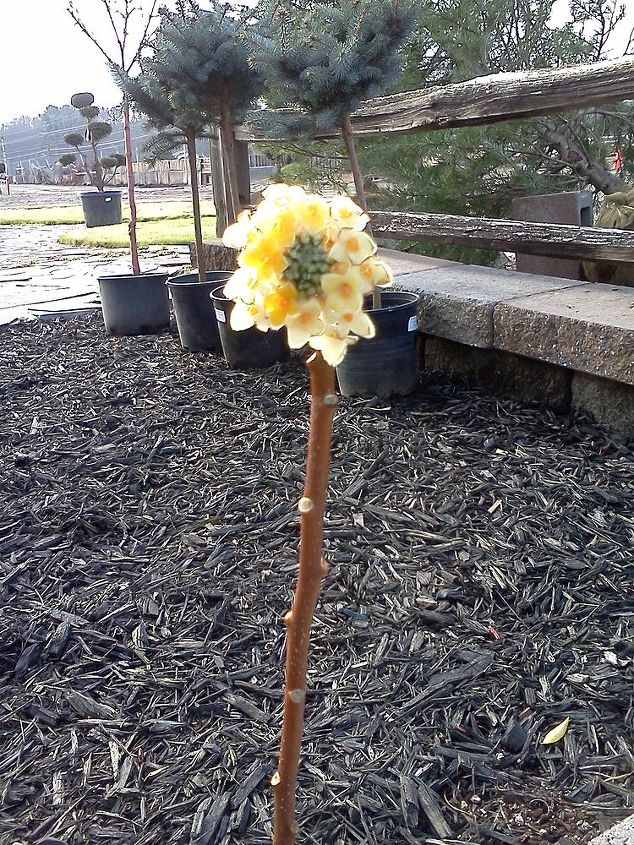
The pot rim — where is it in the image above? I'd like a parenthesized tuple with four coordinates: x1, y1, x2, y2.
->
(167, 272, 232, 289)
(210, 284, 230, 303)
(366, 289, 419, 315)
(80, 190, 122, 197)
(97, 272, 170, 284)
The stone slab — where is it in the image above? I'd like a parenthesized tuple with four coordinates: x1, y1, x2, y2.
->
(511, 190, 592, 280)
(423, 335, 572, 412)
(588, 815, 634, 845)
(378, 248, 455, 276)
(494, 283, 634, 386)
(572, 373, 634, 440)
(400, 265, 583, 348)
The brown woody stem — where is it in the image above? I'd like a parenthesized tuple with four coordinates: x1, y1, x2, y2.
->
(272, 353, 337, 845)
(541, 121, 628, 195)
(186, 131, 206, 282)
(210, 130, 228, 238)
(341, 114, 380, 310)
(221, 91, 241, 227)
(122, 99, 140, 276)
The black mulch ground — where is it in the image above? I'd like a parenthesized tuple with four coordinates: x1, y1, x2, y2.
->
(0, 315, 632, 845)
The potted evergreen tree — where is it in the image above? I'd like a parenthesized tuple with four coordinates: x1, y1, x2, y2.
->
(68, 3, 172, 338)
(118, 2, 273, 356)
(254, 0, 420, 396)
(61, 97, 125, 228)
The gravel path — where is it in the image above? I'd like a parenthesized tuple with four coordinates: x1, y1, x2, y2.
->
(0, 184, 215, 210)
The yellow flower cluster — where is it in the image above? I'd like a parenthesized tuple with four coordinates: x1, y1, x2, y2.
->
(221, 184, 392, 366)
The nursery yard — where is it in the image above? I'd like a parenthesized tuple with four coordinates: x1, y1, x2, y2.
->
(0, 315, 633, 845)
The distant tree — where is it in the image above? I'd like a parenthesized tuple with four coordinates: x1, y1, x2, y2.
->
(359, 0, 634, 263)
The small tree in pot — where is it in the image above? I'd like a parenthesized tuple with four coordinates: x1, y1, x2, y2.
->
(67, 1, 172, 339)
(117, 3, 265, 353)
(119, 0, 264, 276)
(253, 0, 415, 303)
(59, 97, 170, 336)
(68, 0, 161, 275)
(253, 0, 419, 397)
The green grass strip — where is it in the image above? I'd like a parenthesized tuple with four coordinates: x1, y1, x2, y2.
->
(0, 201, 216, 226)
(57, 216, 217, 248)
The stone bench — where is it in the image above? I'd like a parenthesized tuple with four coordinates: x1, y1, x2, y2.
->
(382, 249, 634, 438)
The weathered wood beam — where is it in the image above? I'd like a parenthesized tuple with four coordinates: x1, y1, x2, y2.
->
(236, 57, 634, 141)
(370, 210, 634, 263)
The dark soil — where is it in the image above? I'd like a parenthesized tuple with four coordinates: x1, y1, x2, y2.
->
(0, 316, 632, 845)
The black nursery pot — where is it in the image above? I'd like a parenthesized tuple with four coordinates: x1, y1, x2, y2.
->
(210, 286, 290, 369)
(336, 290, 420, 398)
(167, 271, 232, 352)
(98, 273, 170, 336)
(81, 191, 122, 228)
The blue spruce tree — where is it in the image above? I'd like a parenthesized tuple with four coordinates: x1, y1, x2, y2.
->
(253, 0, 415, 224)
(118, 2, 263, 277)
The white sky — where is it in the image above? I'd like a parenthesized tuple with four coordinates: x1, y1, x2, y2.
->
(1, 0, 132, 124)
(0, 0, 632, 126)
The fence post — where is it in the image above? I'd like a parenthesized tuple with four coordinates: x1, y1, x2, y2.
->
(234, 139, 251, 207)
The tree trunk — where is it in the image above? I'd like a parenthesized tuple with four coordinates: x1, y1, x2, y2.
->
(234, 140, 252, 207)
(123, 99, 140, 276)
(210, 130, 228, 238)
(92, 140, 105, 192)
(341, 114, 380, 308)
(186, 131, 207, 282)
(222, 137, 236, 228)
(541, 122, 628, 195)
(273, 354, 337, 845)
(220, 91, 241, 227)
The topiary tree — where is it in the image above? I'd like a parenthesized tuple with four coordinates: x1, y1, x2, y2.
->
(61, 105, 126, 191)
(117, 2, 264, 280)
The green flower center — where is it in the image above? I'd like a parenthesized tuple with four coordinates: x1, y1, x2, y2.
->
(283, 233, 332, 297)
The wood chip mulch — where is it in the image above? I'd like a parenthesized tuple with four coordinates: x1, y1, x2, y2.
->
(0, 316, 632, 845)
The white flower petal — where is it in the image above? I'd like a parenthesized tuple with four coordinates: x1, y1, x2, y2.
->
(229, 301, 256, 331)
(262, 184, 307, 205)
(223, 268, 254, 302)
(331, 195, 370, 231)
(309, 334, 348, 366)
(330, 230, 376, 265)
(349, 311, 376, 339)
(222, 213, 251, 248)
(325, 289, 363, 315)
(286, 321, 313, 349)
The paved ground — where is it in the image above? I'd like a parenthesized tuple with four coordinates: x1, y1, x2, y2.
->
(0, 224, 191, 324)
(0, 187, 451, 326)
(0, 185, 213, 324)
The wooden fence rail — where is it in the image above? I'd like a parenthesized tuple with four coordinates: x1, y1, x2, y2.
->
(236, 56, 634, 141)
(223, 56, 634, 257)
(370, 211, 634, 263)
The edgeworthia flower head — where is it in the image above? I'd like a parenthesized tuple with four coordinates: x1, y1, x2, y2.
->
(222, 185, 393, 366)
